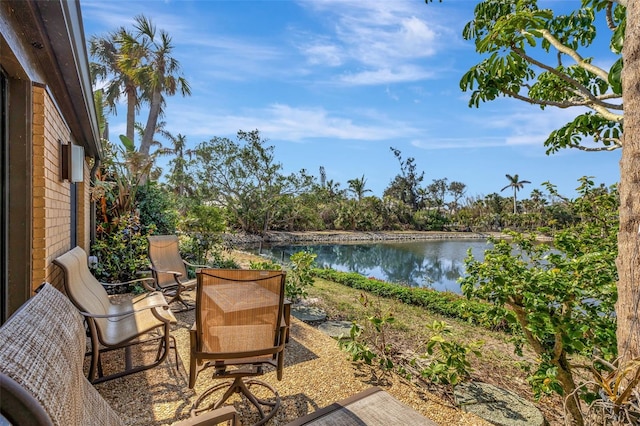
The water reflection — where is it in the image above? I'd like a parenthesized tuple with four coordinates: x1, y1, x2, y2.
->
(250, 240, 490, 293)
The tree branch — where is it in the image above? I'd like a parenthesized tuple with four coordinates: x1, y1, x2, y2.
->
(511, 46, 618, 113)
(538, 30, 610, 81)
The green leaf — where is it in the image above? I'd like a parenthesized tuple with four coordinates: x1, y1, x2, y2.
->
(119, 134, 136, 152)
(608, 58, 622, 95)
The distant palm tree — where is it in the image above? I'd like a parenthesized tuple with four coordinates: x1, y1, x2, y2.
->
(347, 175, 372, 201)
(164, 132, 195, 198)
(501, 174, 531, 214)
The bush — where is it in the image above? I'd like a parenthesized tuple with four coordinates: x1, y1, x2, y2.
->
(312, 268, 510, 331)
(136, 183, 178, 235)
(251, 250, 317, 301)
(92, 213, 151, 287)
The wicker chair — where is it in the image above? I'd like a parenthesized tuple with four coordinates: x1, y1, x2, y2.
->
(148, 235, 210, 311)
(189, 269, 288, 426)
(53, 246, 178, 384)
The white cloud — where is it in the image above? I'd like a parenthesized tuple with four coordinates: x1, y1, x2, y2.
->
(294, 0, 454, 86)
(339, 66, 435, 85)
(165, 103, 420, 143)
(411, 137, 508, 150)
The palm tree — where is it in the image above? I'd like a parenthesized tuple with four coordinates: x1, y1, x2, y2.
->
(89, 27, 143, 144)
(347, 175, 372, 201)
(125, 15, 191, 157)
(164, 132, 195, 198)
(501, 174, 531, 214)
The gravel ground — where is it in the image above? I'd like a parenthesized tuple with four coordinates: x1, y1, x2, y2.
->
(94, 290, 491, 426)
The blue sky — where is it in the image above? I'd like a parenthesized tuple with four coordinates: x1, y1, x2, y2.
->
(80, 0, 622, 200)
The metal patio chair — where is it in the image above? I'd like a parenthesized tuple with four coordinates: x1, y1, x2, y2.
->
(54, 246, 178, 384)
(148, 235, 210, 311)
(189, 268, 288, 425)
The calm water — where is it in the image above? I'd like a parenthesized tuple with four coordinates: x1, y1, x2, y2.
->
(250, 239, 490, 293)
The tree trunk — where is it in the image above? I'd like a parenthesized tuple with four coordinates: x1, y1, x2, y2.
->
(617, 3, 640, 363)
(140, 90, 163, 157)
(125, 83, 136, 144)
(555, 359, 583, 426)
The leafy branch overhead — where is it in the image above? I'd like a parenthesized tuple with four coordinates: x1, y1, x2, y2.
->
(458, 0, 625, 153)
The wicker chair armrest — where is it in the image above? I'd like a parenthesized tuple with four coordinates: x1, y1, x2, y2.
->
(171, 405, 237, 426)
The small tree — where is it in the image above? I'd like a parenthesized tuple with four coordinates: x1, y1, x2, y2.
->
(190, 130, 313, 235)
(461, 178, 618, 426)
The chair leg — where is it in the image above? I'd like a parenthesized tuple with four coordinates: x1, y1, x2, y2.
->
(89, 327, 175, 384)
(166, 285, 194, 312)
(192, 378, 280, 426)
(87, 319, 100, 383)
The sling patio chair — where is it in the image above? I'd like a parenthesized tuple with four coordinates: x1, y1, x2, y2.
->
(189, 268, 288, 426)
(54, 246, 178, 384)
(148, 234, 211, 311)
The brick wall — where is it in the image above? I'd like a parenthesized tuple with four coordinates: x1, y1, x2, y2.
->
(32, 86, 90, 291)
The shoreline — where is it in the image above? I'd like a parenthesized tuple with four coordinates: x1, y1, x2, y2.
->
(224, 230, 552, 246)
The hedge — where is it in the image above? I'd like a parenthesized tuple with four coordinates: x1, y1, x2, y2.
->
(311, 268, 513, 331)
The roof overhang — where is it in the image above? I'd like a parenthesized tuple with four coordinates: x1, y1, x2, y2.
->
(9, 0, 101, 159)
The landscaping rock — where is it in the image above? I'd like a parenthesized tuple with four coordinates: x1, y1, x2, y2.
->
(454, 381, 545, 426)
(291, 305, 327, 322)
(317, 320, 353, 339)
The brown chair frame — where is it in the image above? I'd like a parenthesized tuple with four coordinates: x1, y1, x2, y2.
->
(54, 246, 178, 384)
(189, 268, 288, 425)
(148, 235, 210, 311)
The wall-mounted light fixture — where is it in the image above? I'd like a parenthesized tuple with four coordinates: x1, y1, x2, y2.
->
(71, 144, 85, 182)
(60, 140, 85, 183)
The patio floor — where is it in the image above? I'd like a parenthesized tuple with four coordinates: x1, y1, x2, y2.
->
(93, 292, 490, 426)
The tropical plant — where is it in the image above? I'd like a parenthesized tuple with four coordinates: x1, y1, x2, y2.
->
(501, 174, 531, 214)
(90, 15, 191, 158)
(347, 175, 372, 201)
(122, 15, 191, 157)
(89, 27, 141, 143)
(419, 320, 483, 388)
(164, 132, 195, 200)
(92, 213, 151, 285)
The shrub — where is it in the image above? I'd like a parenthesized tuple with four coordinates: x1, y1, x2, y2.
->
(251, 250, 317, 301)
(92, 213, 151, 287)
(312, 268, 509, 330)
(136, 183, 178, 235)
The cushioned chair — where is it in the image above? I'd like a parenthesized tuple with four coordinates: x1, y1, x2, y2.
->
(148, 235, 210, 311)
(189, 269, 288, 426)
(0, 283, 237, 426)
(54, 246, 178, 384)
